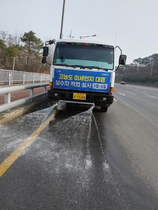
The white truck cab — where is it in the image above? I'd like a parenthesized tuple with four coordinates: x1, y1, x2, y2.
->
(42, 39, 126, 112)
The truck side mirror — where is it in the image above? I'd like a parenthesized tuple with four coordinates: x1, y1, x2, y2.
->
(43, 46, 49, 56)
(119, 54, 127, 65)
(42, 56, 46, 63)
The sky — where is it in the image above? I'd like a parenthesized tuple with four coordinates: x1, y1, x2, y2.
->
(0, 0, 158, 64)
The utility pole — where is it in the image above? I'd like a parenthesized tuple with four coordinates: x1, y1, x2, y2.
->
(13, 57, 15, 71)
(150, 58, 154, 78)
(59, 0, 66, 39)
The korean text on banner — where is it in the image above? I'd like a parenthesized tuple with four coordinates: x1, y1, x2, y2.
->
(53, 68, 111, 92)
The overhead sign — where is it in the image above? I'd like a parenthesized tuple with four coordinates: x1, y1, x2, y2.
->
(53, 68, 111, 92)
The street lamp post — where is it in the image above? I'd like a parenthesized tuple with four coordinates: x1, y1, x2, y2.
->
(59, 0, 66, 39)
(79, 34, 97, 39)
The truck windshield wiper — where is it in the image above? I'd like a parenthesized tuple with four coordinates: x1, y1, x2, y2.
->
(85, 66, 108, 71)
(54, 64, 108, 71)
(69, 65, 85, 69)
(54, 64, 85, 69)
(54, 64, 72, 67)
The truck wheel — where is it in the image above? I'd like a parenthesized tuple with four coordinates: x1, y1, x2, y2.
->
(100, 106, 108, 112)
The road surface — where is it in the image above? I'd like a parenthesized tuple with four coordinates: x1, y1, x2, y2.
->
(0, 84, 158, 209)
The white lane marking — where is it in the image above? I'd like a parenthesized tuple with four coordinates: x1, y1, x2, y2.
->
(114, 98, 117, 102)
(147, 95, 158, 99)
(126, 91, 137, 96)
(117, 92, 125, 96)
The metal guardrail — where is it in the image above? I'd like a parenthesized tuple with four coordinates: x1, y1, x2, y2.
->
(0, 83, 49, 113)
(0, 69, 50, 85)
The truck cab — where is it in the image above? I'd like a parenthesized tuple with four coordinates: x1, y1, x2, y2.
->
(42, 39, 126, 112)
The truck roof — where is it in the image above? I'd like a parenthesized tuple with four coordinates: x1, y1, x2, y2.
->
(55, 39, 114, 47)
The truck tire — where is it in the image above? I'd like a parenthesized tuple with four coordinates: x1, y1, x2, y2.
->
(100, 106, 108, 112)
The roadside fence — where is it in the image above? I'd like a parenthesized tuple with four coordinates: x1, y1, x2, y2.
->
(0, 69, 50, 85)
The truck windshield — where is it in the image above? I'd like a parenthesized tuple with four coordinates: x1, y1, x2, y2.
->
(53, 42, 114, 70)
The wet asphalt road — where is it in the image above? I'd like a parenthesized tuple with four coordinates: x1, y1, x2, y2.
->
(0, 84, 158, 209)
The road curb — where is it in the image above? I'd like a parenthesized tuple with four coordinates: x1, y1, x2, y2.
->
(0, 96, 49, 124)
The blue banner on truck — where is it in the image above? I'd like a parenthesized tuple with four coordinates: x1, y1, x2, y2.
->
(53, 68, 111, 92)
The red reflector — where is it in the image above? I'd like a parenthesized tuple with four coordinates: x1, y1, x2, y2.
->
(82, 43, 87, 45)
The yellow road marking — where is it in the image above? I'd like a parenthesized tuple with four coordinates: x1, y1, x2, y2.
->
(0, 109, 59, 177)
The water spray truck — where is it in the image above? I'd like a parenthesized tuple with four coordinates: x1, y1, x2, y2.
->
(42, 39, 126, 112)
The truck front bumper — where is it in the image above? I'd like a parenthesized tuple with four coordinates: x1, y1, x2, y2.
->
(48, 89, 113, 107)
